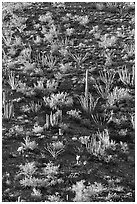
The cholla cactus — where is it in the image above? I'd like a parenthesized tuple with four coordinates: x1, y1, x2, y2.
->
(71, 180, 105, 202)
(17, 162, 37, 178)
(20, 47, 32, 61)
(33, 124, 44, 133)
(107, 87, 130, 107)
(86, 129, 116, 158)
(43, 92, 73, 110)
(31, 188, 42, 198)
(66, 28, 74, 36)
(79, 136, 90, 146)
(18, 161, 62, 188)
(46, 79, 58, 92)
(16, 81, 28, 93)
(99, 34, 117, 49)
(59, 62, 72, 73)
(20, 177, 47, 188)
(119, 141, 128, 153)
(42, 161, 59, 176)
(72, 180, 86, 201)
(42, 162, 63, 186)
(17, 136, 38, 153)
(46, 192, 63, 202)
(34, 79, 45, 90)
(39, 12, 53, 23)
(67, 109, 81, 120)
(78, 15, 89, 26)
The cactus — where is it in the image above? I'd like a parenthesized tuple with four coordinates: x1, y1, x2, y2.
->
(3, 100, 14, 120)
(45, 110, 62, 129)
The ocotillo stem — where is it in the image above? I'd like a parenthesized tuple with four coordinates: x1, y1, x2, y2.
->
(85, 69, 88, 97)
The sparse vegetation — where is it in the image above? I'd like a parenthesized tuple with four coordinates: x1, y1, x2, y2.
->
(2, 2, 135, 202)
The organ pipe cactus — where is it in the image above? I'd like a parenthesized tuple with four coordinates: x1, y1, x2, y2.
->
(45, 110, 62, 129)
(3, 100, 14, 120)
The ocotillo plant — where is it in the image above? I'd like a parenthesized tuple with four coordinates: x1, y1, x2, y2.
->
(118, 65, 135, 88)
(85, 69, 89, 101)
(69, 52, 88, 67)
(78, 69, 89, 112)
(82, 69, 89, 110)
(45, 141, 65, 159)
(79, 69, 99, 113)
(8, 71, 19, 90)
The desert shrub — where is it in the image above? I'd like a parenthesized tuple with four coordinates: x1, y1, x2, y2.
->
(71, 180, 106, 202)
(17, 136, 38, 153)
(17, 162, 37, 178)
(67, 109, 81, 120)
(118, 65, 135, 88)
(45, 141, 65, 159)
(43, 92, 73, 110)
(17, 161, 63, 188)
(78, 93, 99, 114)
(86, 130, 116, 156)
(45, 192, 63, 202)
(98, 34, 117, 49)
(94, 69, 115, 99)
(107, 87, 131, 107)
